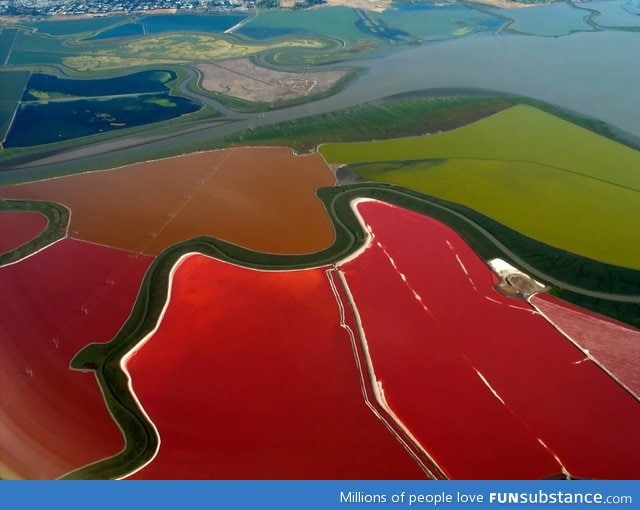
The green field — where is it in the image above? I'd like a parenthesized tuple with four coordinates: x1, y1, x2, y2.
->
(214, 94, 517, 152)
(345, 158, 640, 269)
(322, 105, 640, 268)
(0, 70, 30, 143)
(320, 105, 640, 191)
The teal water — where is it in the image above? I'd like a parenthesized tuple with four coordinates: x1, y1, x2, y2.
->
(0, 28, 17, 65)
(487, 3, 594, 36)
(236, 7, 371, 42)
(373, 3, 503, 39)
(23, 16, 127, 36)
(89, 22, 145, 40)
(141, 13, 246, 33)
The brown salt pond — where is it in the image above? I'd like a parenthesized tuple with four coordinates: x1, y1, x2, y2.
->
(0, 147, 336, 255)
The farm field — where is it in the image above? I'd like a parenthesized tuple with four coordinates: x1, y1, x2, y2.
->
(342, 157, 640, 270)
(531, 293, 640, 398)
(124, 254, 426, 479)
(0, 147, 336, 255)
(0, 237, 153, 479)
(322, 105, 640, 268)
(338, 199, 640, 479)
(0, 211, 46, 253)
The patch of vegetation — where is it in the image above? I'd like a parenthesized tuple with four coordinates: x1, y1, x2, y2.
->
(24, 89, 80, 101)
(145, 97, 177, 107)
(61, 33, 330, 72)
(213, 93, 518, 152)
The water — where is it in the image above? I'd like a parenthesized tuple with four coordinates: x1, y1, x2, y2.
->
(373, 3, 504, 39)
(88, 23, 145, 40)
(5, 94, 200, 147)
(22, 70, 174, 100)
(325, 30, 640, 139)
(483, 2, 594, 36)
(23, 16, 127, 36)
(141, 13, 247, 34)
(585, 0, 640, 27)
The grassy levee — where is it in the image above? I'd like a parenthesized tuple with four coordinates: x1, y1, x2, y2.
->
(64, 182, 638, 479)
(0, 198, 68, 265)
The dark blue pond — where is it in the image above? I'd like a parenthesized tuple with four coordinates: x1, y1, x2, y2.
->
(5, 94, 201, 147)
(22, 70, 175, 101)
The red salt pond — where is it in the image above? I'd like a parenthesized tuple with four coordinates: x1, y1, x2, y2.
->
(0, 211, 48, 255)
(337, 199, 640, 479)
(0, 238, 153, 479)
(125, 254, 425, 479)
(531, 293, 640, 399)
